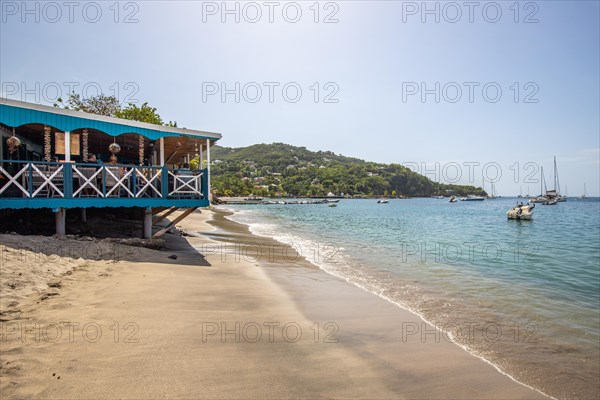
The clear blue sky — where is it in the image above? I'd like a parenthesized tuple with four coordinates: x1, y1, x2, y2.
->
(1, 1, 598, 195)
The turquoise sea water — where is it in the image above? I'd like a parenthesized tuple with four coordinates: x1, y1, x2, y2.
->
(223, 198, 600, 399)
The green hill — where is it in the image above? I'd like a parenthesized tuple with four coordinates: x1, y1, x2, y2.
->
(208, 143, 486, 198)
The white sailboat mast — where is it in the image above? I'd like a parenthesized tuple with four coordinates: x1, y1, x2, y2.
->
(554, 156, 561, 195)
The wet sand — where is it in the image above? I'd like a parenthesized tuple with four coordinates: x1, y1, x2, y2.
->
(0, 208, 548, 399)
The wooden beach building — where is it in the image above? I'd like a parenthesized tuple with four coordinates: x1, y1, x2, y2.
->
(0, 99, 221, 238)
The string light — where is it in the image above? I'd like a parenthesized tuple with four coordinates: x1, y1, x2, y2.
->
(139, 135, 144, 166)
(43, 125, 52, 161)
(82, 129, 89, 162)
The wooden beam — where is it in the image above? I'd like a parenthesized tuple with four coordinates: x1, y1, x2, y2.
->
(152, 206, 178, 224)
(152, 206, 167, 215)
(152, 207, 198, 239)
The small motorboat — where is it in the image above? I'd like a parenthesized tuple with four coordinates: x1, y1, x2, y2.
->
(544, 198, 558, 205)
(461, 195, 485, 201)
(507, 203, 535, 220)
(328, 203, 337, 207)
(377, 199, 389, 204)
(529, 196, 548, 204)
(449, 196, 458, 203)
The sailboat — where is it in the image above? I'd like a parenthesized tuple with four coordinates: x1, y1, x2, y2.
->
(434, 181, 445, 198)
(529, 167, 548, 203)
(517, 186, 524, 198)
(487, 181, 498, 199)
(552, 156, 567, 202)
(581, 183, 587, 199)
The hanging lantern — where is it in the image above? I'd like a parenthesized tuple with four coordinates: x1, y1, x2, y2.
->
(109, 142, 121, 154)
(44, 125, 52, 162)
(6, 133, 21, 154)
(109, 140, 121, 163)
(82, 129, 89, 162)
(138, 135, 144, 166)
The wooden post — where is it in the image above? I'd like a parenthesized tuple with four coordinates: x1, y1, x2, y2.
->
(64, 131, 71, 162)
(143, 207, 152, 239)
(55, 208, 66, 236)
(159, 138, 165, 166)
(206, 138, 211, 202)
(200, 145, 203, 169)
(81, 208, 87, 223)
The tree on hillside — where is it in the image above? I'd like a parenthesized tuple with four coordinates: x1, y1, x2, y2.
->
(209, 143, 486, 198)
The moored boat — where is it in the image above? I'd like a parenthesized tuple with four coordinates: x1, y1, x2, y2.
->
(530, 166, 549, 204)
(461, 195, 485, 201)
(507, 202, 535, 220)
(529, 196, 548, 204)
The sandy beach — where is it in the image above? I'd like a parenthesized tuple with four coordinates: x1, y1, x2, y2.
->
(0, 208, 548, 399)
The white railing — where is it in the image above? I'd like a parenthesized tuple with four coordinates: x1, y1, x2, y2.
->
(1, 161, 207, 201)
(135, 167, 163, 198)
(168, 170, 203, 197)
(0, 161, 64, 198)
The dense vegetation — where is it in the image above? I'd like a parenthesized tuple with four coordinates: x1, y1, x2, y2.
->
(209, 143, 486, 198)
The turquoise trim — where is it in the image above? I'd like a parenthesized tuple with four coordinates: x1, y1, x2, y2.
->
(0, 103, 212, 140)
(0, 198, 209, 209)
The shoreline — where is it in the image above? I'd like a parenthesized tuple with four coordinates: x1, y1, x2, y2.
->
(213, 207, 554, 400)
(1, 208, 548, 399)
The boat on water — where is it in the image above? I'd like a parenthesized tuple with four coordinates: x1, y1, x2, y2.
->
(328, 203, 337, 207)
(558, 185, 568, 202)
(507, 202, 535, 220)
(529, 166, 549, 203)
(529, 196, 548, 204)
(449, 196, 458, 203)
(377, 199, 389, 204)
(244, 195, 264, 202)
(487, 182, 498, 199)
(543, 156, 566, 202)
(325, 199, 340, 203)
(581, 183, 587, 199)
(461, 195, 485, 201)
(544, 198, 558, 205)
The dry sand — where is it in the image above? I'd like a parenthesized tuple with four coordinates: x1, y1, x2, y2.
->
(0, 208, 548, 399)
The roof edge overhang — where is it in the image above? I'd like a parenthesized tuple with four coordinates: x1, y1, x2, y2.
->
(0, 98, 222, 142)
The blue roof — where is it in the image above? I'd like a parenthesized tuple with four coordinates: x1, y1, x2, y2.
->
(0, 99, 221, 141)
